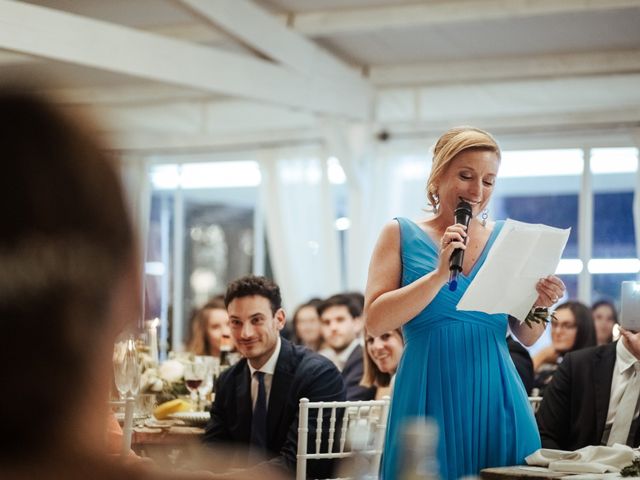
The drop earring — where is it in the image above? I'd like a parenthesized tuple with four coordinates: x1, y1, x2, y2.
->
(481, 209, 488, 227)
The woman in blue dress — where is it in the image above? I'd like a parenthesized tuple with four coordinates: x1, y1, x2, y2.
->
(364, 127, 566, 479)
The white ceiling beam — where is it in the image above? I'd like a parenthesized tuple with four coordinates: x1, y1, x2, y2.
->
(0, 0, 370, 120)
(290, 0, 640, 36)
(48, 85, 219, 106)
(386, 108, 640, 137)
(176, 0, 370, 91)
(112, 128, 322, 153)
(370, 49, 640, 86)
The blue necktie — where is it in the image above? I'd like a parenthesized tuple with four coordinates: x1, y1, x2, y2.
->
(250, 371, 268, 449)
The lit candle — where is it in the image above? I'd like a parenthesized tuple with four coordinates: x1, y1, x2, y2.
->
(146, 318, 160, 364)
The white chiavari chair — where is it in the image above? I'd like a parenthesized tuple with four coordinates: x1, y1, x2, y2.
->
(296, 396, 391, 480)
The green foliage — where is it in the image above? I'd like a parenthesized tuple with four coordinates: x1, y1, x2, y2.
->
(523, 307, 556, 329)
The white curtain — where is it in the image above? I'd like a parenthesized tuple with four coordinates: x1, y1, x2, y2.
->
(260, 146, 341, 314)
(119, 155, 151, 327)
(634, 137, 640, 261)
(324, 121, 434, 292)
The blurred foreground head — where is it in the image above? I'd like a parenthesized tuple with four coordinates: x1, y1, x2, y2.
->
(0, 87, 137, 463)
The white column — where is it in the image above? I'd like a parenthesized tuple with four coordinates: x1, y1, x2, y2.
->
(632, 130, 640, 262)
(578, 148, 593, 303)
(159, 194, 171, 360)
(171, 167, 185, 352)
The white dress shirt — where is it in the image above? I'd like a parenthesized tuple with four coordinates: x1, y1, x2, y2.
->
(319, 337, 359, 372)
(605, 339, 640, 426)
(248, 336, 281, 410)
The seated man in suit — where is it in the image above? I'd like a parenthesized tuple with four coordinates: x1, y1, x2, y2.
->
(537, 326, 640, 450)
(318, 294, 375, 400)
(203, 275, 346, 478)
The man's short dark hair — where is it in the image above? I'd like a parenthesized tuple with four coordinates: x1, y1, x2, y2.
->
(224, 275, 282, 314)
(317, 294, 362, 319)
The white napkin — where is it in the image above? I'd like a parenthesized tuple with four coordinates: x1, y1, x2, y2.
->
(526, 444, 634, 474)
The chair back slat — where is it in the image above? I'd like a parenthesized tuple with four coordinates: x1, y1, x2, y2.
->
(339, 408, 349, 453)
(315, 406, 323, 454)
(296, 398, 310, 480)
(328, 407, 337, 453)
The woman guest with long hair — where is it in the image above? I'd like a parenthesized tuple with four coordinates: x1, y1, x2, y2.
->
(360, 329, 404, 399)
(592, 299, 618, 345)
(187, 296, 231, 357)
(292, 298, 324, 351)
(533, 300, 596, 392)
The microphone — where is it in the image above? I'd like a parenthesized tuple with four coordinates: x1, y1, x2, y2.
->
(448, 200, 473, 292)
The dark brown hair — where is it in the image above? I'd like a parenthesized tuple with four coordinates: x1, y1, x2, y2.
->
(554, 300, 596, 353)
(591, 299, 619, 344)
(361, 328, 404, 388)
(317, 294, 362, 319)
(0, 89, 134, 461)
(224, 275, 282, 314)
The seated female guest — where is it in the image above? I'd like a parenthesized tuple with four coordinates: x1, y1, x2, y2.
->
(360, 329, 404, 399)
(533, 300, 596, 393)
(292, 298, 324, 351)
(187, 296, 231, 357)
(591, 299, 618, 345)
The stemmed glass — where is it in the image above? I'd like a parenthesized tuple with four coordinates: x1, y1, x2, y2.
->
(113, 336, 140, 400)
(113, 340, 130, 400)
(184, 362, 208, 411)
(196, 356, 218, 410)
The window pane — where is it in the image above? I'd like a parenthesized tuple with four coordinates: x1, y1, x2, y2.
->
(593, 192, 636, 258)
(592, 273, 640, 304)
(493, 194, 579, 258)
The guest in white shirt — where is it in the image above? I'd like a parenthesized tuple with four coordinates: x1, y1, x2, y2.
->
(318, 294, 375, 400)
(203, 275, 345, 478)
(537, 326, 640, 450)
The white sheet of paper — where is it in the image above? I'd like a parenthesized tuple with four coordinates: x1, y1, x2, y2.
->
(456, 219, 570, 321)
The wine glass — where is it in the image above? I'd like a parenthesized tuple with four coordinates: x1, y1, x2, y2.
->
(113, 336, 140, 400)
(113, 340, 130, 400)
(124, 337, 140, 397)
(196, 356, 218, 410)
(184, 362, 207, 411)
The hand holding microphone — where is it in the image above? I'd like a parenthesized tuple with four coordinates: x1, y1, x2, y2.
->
(447, 200, 473, 292)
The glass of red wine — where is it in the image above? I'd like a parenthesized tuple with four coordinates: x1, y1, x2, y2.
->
(184, 362, 207, 411)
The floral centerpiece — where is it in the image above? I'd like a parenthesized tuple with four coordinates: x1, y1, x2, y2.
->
(139, 353, 189, 404)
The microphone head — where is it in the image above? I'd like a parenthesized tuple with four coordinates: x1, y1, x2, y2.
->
(454, 200, 473, 216)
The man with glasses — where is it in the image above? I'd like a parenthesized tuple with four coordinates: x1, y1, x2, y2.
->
(537, 326, 640, 449)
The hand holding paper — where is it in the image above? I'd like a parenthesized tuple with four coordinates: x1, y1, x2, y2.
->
(457, 219, 570, 322)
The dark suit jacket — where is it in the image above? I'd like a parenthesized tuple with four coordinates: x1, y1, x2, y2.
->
(342, 344, 376, 401)
(536, 342, 640, 450)
(203, 338, 346, 478)
(507, 335, 534, 395)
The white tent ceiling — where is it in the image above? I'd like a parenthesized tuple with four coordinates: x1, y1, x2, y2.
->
(0, 0, 639, 152)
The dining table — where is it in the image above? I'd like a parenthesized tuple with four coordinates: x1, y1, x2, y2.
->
(132, 423, 205, 467)
(480, 466, 572, 479)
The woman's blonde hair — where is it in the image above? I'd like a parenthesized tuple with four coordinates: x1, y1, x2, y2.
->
(426, 126, 501, 211)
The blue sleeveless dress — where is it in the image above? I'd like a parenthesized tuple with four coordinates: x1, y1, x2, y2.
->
(381, 218, 540, 480)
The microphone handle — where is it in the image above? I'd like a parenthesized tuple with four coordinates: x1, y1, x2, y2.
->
(448, 231, 469, 292)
